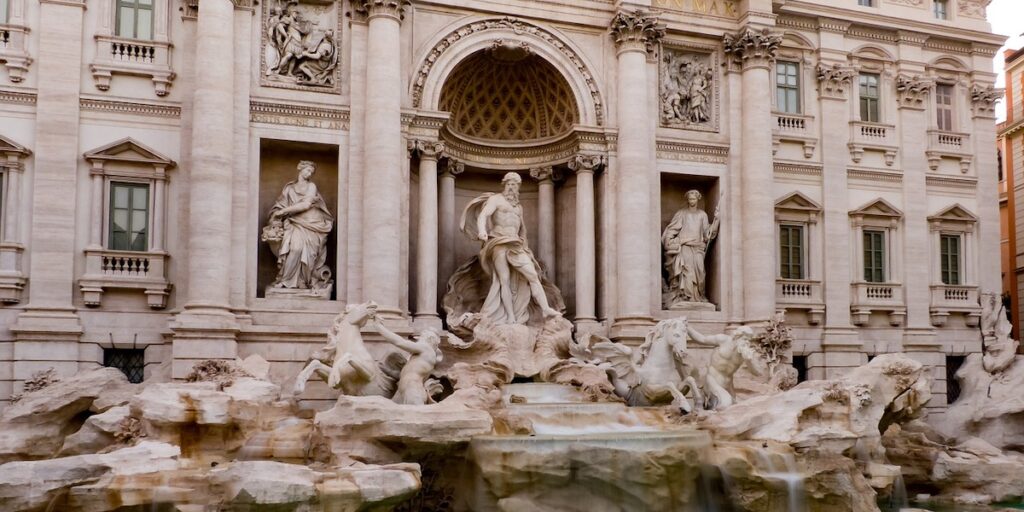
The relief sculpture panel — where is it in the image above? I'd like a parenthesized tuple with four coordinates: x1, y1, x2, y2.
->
(262, 0, 342, 93)
(660, 47, 718, 132)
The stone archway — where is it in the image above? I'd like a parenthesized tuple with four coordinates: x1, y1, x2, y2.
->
(411, 16, 605, 128)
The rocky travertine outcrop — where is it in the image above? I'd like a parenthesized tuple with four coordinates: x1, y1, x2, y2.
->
(58, 405, 132, 456)
(0, 368, 133, 463)
(937, 352, 1024, 451)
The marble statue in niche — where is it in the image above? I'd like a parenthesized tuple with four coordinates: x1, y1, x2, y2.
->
(264, 0, 338, 88)
(662, 189, 720, 308)
(262, 160, 334, 298)
(455, 172, 561, 325)
(660, 50, 714, 127)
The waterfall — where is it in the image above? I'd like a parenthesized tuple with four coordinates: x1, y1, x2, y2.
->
(755, 449, 807, 512)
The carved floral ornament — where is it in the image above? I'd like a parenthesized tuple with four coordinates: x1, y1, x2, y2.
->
(609, 10, 665, 55)
(816, 63, 856, 98)
(895, 74, 935, 108)
(411, 17, 605, 126)
(958, 0, 991, 19)
(722, 27, 783, 68)
(970, 83, 1003, 116)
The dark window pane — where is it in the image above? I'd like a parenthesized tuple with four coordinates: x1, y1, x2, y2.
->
(104, 348, 145, 384)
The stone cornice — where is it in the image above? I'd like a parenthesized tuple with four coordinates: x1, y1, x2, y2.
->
(817, 18, 851, 34)
(0, 89, 37, 105)
(723, 27, 783, 70)
(38, 0, 86, 8)
(610, 10, 664, 56)
(354, 0, 408, 21)
(656, 140, 729, 164)
(249, 100, 350, 130)
(80, 98, 181, 117)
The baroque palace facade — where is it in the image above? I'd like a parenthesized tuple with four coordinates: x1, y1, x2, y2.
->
(0, 0, 1005, 414)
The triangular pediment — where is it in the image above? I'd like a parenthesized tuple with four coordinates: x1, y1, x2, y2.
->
(84, 138, 175, 168)
(928, 203, 978, 223)
(0, 134, 31, 158)
(775, 191, 822, 212)
(850, 198, 903, 218)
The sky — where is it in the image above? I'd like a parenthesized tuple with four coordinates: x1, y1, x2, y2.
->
(988, 0, 1024, 121)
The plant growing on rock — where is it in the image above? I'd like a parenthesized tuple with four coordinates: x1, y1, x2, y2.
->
(185, 359, 251, 389)
(9, 367, 60, 403)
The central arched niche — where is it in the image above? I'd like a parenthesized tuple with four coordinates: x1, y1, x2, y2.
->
(438, 47, 579, 142)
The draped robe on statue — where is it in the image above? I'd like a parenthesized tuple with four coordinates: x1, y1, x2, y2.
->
(269, 180, 334, 291)
(443, 193, 564, 327)
(662, 207, 716, 305)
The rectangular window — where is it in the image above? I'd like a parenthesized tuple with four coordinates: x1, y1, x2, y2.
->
(858, 0, 873, 5)
(104, 348, 145, 384)
(936, 84, 954, 131)
(115, 0, 154, 40)
(776, 62, 801, 114)
(779, 224, 805, 279)
(792, 355, 808, 383)
(946, 355, 966, 404)
(863, 229, 886, 283)
(940, 234, 961, 285)
(108, 182, 149, 252)
(933, 0, 948, 19)
(0, 0, 8, 24)
(859, 74, 881, 123)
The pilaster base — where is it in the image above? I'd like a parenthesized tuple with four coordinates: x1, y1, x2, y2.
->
(573, 318, 604, 342)
(609, 316, 655, 346)
(412, 314, 442, 331)
(170, 307, 240, 380)
(11, 307, 84, 392)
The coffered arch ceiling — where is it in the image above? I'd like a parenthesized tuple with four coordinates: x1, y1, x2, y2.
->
(439, 50, 580, 142)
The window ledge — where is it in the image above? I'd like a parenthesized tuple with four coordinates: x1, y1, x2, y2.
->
(0, 24, 32, 83)
(926, 130, 972, 172)
(850, 281, 905, 326)
(90, 35, 175, 96)
(775, 278, 824, 325)
(772, 113, 816, 159)
(849, 121, 898, 166)
(80, 248, 170, 309)
(0, 242, 26, 304)
(929, 284, 980, 327)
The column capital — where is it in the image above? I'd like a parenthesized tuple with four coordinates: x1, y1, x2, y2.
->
(568, 154, 606, 174)
(723, 27, 783, 71)
(354, 0, 408, 22)
(408, 139, 445, 160)
(529, 166, 556, 183)
(441, 158, 465, 178)
(609, 10, 664, 56)
(896, 74, 935, 110)
(970, 83, 1002, 119)
(816, 63, 856, 100)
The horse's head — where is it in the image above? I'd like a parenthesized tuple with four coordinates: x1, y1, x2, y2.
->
(639, 317, 689, 364)
(343, 300, 378, 326)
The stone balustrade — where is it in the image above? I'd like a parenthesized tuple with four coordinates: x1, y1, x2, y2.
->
(90, 35, 175, 96)
(772, 112, 817, 158)
(775, 278, 824, 325)
(850, 281, 906, 326)
(926, 129, 973, 172)
(0, 24, 30, 81)
(929, 284, 981, 327)
(848, 121, 898, 166)
(79, 249, 170, 309)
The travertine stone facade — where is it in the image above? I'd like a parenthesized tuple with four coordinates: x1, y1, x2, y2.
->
(0, 0, 1004, 417)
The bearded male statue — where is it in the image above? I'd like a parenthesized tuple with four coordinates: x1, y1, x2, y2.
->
(443, 172, 564, 327)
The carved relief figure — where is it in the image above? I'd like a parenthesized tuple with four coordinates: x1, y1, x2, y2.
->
(372, 319, 443, 405)
(292, 301, 400, 397)
(686, 324, 766, 409)
(590, 318, 703, 413)
(265, 1, 338, 87)
(262, 160, 334, 297)
(662, 190, 720, 307)
(661, 51, 714, 126)
(446, 172, 562, 325)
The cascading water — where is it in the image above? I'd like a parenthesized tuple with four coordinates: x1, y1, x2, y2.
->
(754, 449, 807, 512)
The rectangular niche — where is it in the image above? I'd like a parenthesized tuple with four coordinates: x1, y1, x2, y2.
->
(257, 139, 339, 299)
(659, 173, 722, 310)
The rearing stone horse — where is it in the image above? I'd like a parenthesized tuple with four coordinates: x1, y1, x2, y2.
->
(591, 317, 704, 412)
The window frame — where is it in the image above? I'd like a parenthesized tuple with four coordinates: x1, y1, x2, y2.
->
(933, 0, 949, 20)
(775, 61, 802, 115)
(779, 223, 806, 280)
(935, 83, 955, 132)
(859, 73, 882, 123)
(107, 181, 151, 252)
(863, 229, 887, 283)
(114, 0, 155, 40)
(857, 0, 874, 6)
(939, 233, 961, 285)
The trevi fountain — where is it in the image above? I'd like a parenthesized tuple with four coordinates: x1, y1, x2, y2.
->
(0, 170, 1021, 512)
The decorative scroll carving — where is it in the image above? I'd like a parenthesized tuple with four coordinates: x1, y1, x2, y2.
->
(442, 158, 465, 177)
(262, 0, 341, 92)
(723, 27, 783, 68)
(354, 0, 408, 20)
(816, 63, 856, 99)
(886, 0, 924, 6)
(895, 74, 934, 109)
(609, 10, 665, 55)
(412, 17, 605, 126)
(660, 49, 715, 127)
(958, 0, 990, 19)
(567, 154, 606, 173)
(970, 83, 1003, 118)
(409, 140, 445, 159)
(529, 166, 555, 182)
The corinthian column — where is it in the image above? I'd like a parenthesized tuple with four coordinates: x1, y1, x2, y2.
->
(723, 27, 782, 325)
(410, 139, 443, 328)
(357, 0, 406, 318)
(438, 159, 464, 302)
(530, 166, 556, 275)
(569, 154, 604, 335)
(609, 11, 663, 339)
